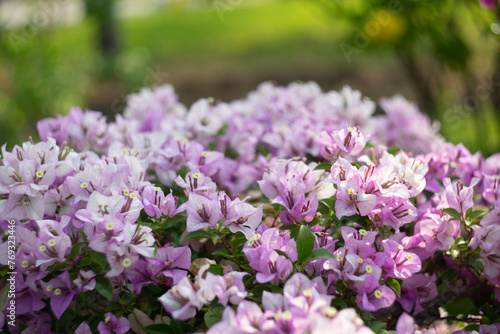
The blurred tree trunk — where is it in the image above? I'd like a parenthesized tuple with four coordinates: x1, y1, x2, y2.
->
(397, 48, 437, 119)
(85, 0, 118, 57)
(492, 43, 500, 128)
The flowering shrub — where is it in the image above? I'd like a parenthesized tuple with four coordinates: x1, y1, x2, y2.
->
(1, 81, 500, 333)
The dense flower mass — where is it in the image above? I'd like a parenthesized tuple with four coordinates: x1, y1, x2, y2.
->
(0, 81, 499, 333)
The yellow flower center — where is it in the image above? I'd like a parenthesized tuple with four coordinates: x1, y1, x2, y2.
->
(54, 288, 61, 296)
(323, 306, 337, 317)
(248, 234, 261, 246)
(122, 258, 132, 267)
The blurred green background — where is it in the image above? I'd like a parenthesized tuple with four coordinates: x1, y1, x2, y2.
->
(0, 0, 499, 155)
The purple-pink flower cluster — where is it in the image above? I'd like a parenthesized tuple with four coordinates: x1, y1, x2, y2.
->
(1, 81, 499, 333)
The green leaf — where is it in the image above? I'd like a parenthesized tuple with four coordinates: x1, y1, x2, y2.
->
(470, 256, 484, 273)
(465, 207, 473, 219)
(56, 309, 76, 331)
(464, 325, 480, 332)
(289, 225, 301, 240)
(212, 248, 232, 258)
(386, 277, 401, 298)
(231, 232, 247, 252)
(183, 230, 211, 241)
(442, 297, 475, 317)
(105, 303, 123, 312)
(468, 210, 487, 220)
(320, 198, 336, 211)
(164, 214, 187, 229)
(305, 248, 335, 262)
(251, 284, 273, 298)
(331, 298, 348, 309)
(170, 319, 186, 334)
(143, 324, 174, 334)
(208, 141, 218, 151)
(296, 225, 315, 263)
(79, 230, 88, 242)
(211, 230, 222, 245)
(95, 277, 113, 300)
(69, 242, 85, 260)
(208, 264, 224, 276)
(387, 147, 401, 155)
(204, 306, 224, 328)
(90, 251, 108, 269)
(441, 208, 461, 220)
(314, 162, 332, 171)
(78, 257, 92, 267)
(274, 249, 292, 261)
(317, 201, 331, 216)
(369, 321, 386, 331)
